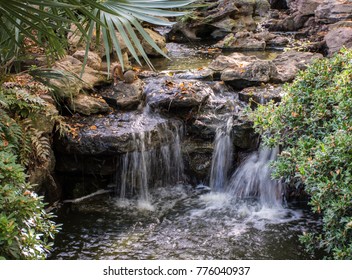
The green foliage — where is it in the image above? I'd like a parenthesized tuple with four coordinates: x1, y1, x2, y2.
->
(249, 48, 352, 259)
(0, 87, 50, 166)
(0, 87, 59, 259)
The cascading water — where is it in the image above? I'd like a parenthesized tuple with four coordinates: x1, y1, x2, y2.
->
(226, 147, 283, 207)
(207, 116, 282, 207)
(118, 121, 184, 204)
(209, 117, 233, 191)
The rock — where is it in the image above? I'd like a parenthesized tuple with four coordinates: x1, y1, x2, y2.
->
(270, 11, 310, 31)
(53, 55, 108, 99)
(239, 84, 284, 106)
(145, 77, 212, 113)
(72, 50, 102, 70)
(101, 79, 144, 110)
(67, 24, 127, 57)
(69, 94, 109, 115)
(266, 35, 290, 47)
(32, 102, 59, 134)
(254, 0, 271, 17)
(172, 68, 214, 81)
(214, 32, 266, 50)
(68, 24, 167, 60)
(297, 0, 323, 16)
(55, 154, 118, 176)
(269, 0, 288, 9)
(315, 0, 352, 24)
(232, 117, 258, 149)
(141, 28, 168, 57)
(325, 26, 352, 55)
(182, 139, 214, 183)
(271, 50, 323, 82)
(29, 148, 61, 203)
(209, 50, 323, 86)
(209, 52, 277, 89)
(167, 0, 268, 42)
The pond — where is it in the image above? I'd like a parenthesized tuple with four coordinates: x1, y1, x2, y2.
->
(50, 186, 322, 260)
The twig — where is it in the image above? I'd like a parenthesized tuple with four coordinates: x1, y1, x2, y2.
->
(63, 189, 112, 204)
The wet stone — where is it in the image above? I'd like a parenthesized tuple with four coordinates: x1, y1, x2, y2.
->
(101, 79, 145, 111)
(144, 76, 212, 113)
(54, 111, 182, 156)
(239, 84, 284, 106)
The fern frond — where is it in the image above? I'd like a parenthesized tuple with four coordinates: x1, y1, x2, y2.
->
(30, 129, 51, 163)
(16, 118, 33, 166)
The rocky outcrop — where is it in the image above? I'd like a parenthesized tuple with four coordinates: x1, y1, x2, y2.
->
(182, 139, 214, 183)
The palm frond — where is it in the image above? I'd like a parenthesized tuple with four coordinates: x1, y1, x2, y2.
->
(87, 0, 194, 71)
(0, 0, 195, 72)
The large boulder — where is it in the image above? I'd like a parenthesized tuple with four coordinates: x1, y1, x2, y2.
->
(209, 52, 277, 89)
(271, 50, 323, 82)
(325, 24, 352, 55)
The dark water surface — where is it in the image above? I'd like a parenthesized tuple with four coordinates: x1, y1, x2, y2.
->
(50, 185, 321, 260)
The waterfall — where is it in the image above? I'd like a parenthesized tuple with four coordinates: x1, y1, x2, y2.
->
(226, 147, 283, 207)
(118, 122, 184, 203)
(208, 116, 282, 206)
(209, 117, 233, 191)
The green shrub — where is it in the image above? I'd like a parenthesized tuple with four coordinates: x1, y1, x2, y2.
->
(249, 48, 352, 259)
(0, 88, 59, 259)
